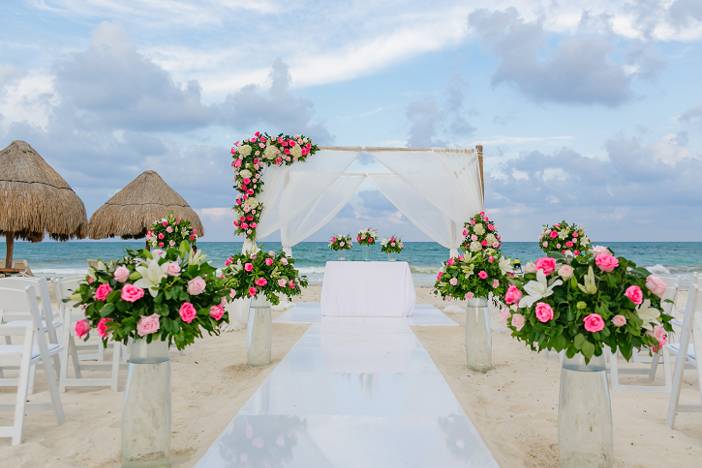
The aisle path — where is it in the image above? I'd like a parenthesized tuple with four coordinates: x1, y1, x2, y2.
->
(198, 317, 497, 467)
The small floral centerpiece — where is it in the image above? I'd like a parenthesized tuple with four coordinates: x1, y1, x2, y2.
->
(328, 234, 352, 251)
(502, 246, 673, 362)
(434, 249, 511, 301)
(231, 132, 319, 241)
(380, 236, 404, 255)
(71, 242, 229, 350)
(539, 220, 590, 256)
(222, 250, 308, 305)
(461, 211, 502, 253)
(356, 228, 378, 246)
(146, 214, 198, 249)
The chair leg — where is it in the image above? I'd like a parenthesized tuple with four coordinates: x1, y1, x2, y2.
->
(13, 331, 34, 446)
(40, 353, 64, 425)
(663, 347, 672, 394)
(69, 336, 82, 378)
(27, 362, 36, 395)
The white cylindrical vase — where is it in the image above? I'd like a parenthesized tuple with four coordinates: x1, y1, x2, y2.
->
(122, 339, 170, 467)
(559, 354, 613, 468)
(465, 297, 492, 372)
(247, 296, 272, 366)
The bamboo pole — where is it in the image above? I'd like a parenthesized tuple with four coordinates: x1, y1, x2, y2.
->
(476, 145, 485, 208)
(319, 145, 474, 154)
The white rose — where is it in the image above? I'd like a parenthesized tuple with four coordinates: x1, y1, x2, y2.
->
(559, 230, 568, 240)
(291, 144, 302, 158)
(244, 197, 259, 209)
(473, 224, 485, 235)
(239, 169, 252, 179)
(263, 145, 280, 160)
(469, 241, 482, 252)
(238, 145, 252, 157)
(486, 233, 496, 244)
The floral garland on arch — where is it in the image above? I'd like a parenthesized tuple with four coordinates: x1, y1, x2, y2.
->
(231, 132, 320, 241)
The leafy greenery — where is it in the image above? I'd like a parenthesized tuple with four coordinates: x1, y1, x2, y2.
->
(538, 220, 590, 256)
(146, 213, 198, 249)
(433, 249, 511, 300)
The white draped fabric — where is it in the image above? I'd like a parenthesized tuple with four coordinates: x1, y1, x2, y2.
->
(253, 148, 483, 256)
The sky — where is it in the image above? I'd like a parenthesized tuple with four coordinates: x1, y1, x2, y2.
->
(1, 0, 701, 242)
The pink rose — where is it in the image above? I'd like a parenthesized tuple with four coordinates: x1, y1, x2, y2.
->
(595, 253, 619, 273)
(187, 276, 206, 295)
(592, 245, 611, 256)
(492, 279, 500, 288)
(288, 280, 296, 289)
(436, 271, 443, 280)
(645, 275, 666, 298)
(549, 230, 558, 239)
(248, 287, 257, 297)
(478, 270, 488, 280)
(209, 304, 225, 321)
(447, 257, 455, 266)
(583, 313, 605, 333)
(652, 325, 667, 347)
(244, 262, 254, 272)
(535, 257, 556, 275)
(280, 257, 288, 265)
(224, 257, 233, 266)
(165, 262, 181, 276)
(94, 283, 112, 302)
(505, 285, 522, 305)
(277, 278, 287, 287)
(113, 266, 130, 283)
(624, 285, 643, 305)
(612, 315, 626, 327)
(498, 308, 510, 326)
(179, 302, 197, 323)
(511, 313, 526, 331)
(137, 313, 160, 336)
(255, 277, 268, 287)
(75, 319, 90, 338)
(121, 284, 145, 303)
(534, 302, 554, 323)
(558, 264, 574, 280)
(465, 292, 474, 300)
(158, 232, 165, 240)
(265, 258, 273, 266)
(97, 317, 112, 338)
(449, 277, 458, 286)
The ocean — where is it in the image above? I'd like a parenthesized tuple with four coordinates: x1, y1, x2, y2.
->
(4, 241, 701, 286)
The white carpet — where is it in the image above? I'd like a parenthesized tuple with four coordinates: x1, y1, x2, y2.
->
(274, 302, 457, 326)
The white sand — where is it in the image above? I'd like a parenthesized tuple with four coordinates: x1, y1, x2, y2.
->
(1, 285, 700, 467)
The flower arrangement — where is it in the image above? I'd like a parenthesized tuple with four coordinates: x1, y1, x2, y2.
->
(461, 211, 501, 253)
(380, 236, 404, 254)
(539, 220, 590, 256)
(328, 234, 352, 251)
(221, 249, 309, 305)
(146, 213, 198, 249)
(356, 228, 378, 246)
(231, 132, 319, 241)
(71, 242, 229, 350)
(434, 249, 512, 301)
(501, 246, 673, 362)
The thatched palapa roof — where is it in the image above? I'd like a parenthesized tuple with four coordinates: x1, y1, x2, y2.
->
(88, 170, 204, 239)
(0, 140, 87, 241)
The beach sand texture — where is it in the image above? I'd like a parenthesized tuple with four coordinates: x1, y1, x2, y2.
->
(1, 285, 700, 467)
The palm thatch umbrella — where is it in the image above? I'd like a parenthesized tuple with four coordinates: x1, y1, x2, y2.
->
(88, 170, 204, 240)
(0, 140, 88, 269)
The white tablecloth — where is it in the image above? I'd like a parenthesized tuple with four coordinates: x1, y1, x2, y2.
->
(321, 261, 416, 317)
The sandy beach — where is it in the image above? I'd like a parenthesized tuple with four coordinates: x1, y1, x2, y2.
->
(1, 285, 700, 467)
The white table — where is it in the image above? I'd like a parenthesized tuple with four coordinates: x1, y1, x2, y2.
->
(320, 261, 416, 317)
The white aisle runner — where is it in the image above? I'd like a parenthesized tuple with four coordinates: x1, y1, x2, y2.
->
(197, 318, 497, 467)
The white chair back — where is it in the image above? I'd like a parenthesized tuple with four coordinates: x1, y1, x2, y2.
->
(0, 277, 59, 344)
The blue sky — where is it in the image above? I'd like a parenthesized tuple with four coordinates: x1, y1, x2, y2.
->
(1, 0, 701, 242)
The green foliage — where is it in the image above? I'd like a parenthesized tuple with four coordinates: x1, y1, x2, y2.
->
(538, 220, 590, 256)
(433, 249, 510, 300)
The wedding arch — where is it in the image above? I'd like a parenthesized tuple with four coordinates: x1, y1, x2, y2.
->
(244, 144, 486, 258)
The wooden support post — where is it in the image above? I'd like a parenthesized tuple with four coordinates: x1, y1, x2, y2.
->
(5, 232, 15, 269)
(476, 145, 485, 208)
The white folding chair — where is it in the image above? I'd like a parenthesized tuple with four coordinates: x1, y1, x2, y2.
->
(55, 276, 123, 392)
(666, 281, 701, 427)
(0, 277, 63, 393)
(0, 286, 64, 445)
(608, 285, 677, 393)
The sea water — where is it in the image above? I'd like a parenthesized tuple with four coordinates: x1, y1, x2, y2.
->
(4, 241, 701, 286)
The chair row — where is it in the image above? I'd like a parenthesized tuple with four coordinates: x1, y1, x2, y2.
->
(0, 276, 124, 445)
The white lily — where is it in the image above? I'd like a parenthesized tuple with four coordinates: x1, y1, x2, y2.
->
(577, 266, 598, 295)
(187, 248, 207, 266)
(134, 259, 168, 297)
(518, 270, 563, 308)
(499, 257, 512, 276)
(636, 299, 661, 330)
